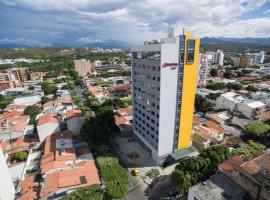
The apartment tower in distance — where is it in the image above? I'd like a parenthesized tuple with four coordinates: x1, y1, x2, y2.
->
(131, 29, 200, 164)
(74, 59, 92, 76)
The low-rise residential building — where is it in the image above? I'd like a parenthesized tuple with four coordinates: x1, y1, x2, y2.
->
(110, 84, 131, 97)
(39, 131, 100, 199)
(0, 111, 30, 140)
(237, 100, 265, 119)
(188, 171, 249, 200)
(88, 86, 107, 103)
(216, 92, 268, 119)
(114, 106, 133, 135)
(192, 118, 225, 151)
(13, 95, 41, 105)
(6, 87, 26, 96)
(251, 91, 270, 106)
(56, 89, 71, 98)
(218, 150, 270, 200)
(37, 114, 60, 143)
(66, 110, 85, 135)
(0, 81, 16, 91)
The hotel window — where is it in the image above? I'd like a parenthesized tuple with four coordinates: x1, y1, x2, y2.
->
(152, 66, 155, 70)
(158, 67, 160, 71)
(187, 39, 195, 64)
(157, 77, 160, 81)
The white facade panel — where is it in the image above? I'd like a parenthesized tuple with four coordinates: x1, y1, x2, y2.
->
(158, 42, 179, 157)
(0, 146, 15, 200)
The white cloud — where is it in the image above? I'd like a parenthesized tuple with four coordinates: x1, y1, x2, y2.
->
(77, 37, 103, 44)
(1, 0, 270, 44)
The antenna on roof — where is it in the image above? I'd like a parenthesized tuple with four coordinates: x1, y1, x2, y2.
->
(182, 28, 185, 35)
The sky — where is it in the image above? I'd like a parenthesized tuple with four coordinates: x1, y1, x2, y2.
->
(0, 0, 270, 47)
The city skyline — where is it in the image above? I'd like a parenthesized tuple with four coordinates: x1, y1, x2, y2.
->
(1, 0, 270, 47)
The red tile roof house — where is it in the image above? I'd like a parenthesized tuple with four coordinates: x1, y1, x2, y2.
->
(39, 131, 100, 199)
(0, 111, 30, 140)
(37, 114, 60, 143)
(66, 110, 85, 135)
(114, 106, 133, 135)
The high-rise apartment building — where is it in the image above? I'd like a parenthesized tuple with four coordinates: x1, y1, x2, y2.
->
(11, 67, 30, 82)
(234, 55, 251, 68)
(131, 30, 200, 164)
(248, 51, 265, 64)
(198, 54, 210, 87)
(74, 59, 92, 76)
(213, 50, 224, 66)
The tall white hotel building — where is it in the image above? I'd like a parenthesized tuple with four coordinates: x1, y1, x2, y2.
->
(131, 30, 200, 164)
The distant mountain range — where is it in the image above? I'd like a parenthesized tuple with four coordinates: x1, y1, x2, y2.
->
(1, 37, 270, 49)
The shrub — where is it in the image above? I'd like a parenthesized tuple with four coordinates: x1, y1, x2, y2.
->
(146, 169, 160, 179)
(13, 151, 28, 162)
(60, 184, 103, 200)
(97, 156, 128, 199)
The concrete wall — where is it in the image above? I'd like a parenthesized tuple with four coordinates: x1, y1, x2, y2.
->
(67, 117, 85, 135)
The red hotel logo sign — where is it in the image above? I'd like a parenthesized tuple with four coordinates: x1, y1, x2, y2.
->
(162, 63, 178, 69)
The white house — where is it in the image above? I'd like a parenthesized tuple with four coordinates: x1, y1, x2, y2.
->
(13, 95, 41, 105)
(237, 100, 265, 119)
(216, 92, 245, 112)
(37, 114, 60, 142)
(251, 91, 270, 106)
(66, 110, 85, 135)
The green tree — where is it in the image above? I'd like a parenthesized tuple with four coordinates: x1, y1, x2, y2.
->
(73, 96, 82, 105)
(206, 93, 221, 100)
(223, 70, 232, 79)
(195, 95, 212, 113)
(0, 94, 12, 107)
(23, 105, 41, 124)
(210, 68, 218, 77)
(245, 121, 270, 139)
(41, 96, 50, 104)
(206, 82, 226, 90)
(246, 85, 258, 92)
(41, 82, 57, 95)
(226, 83, 243, 90)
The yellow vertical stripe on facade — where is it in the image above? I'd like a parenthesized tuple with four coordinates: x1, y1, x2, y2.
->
(177, 32, 200, 149)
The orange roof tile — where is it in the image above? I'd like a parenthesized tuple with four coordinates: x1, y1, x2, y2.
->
(218, 156, 244, 173)
(17, 175, 39, 200)
(42, 160, 100, 198)
(117, 106, 132, 116)
(11, 122, 27, 132)
(66, 110, 82, 120)
(37, 114, 58, 126)
(114, 114, 128, 125)
(111, 84, 131, 92)
(194, 126, 213, 141)
(10, 136, 31, 154)
(193, 117, 207, 126)
(62, 98, 73, 104)
(205, 120, 225, 134)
